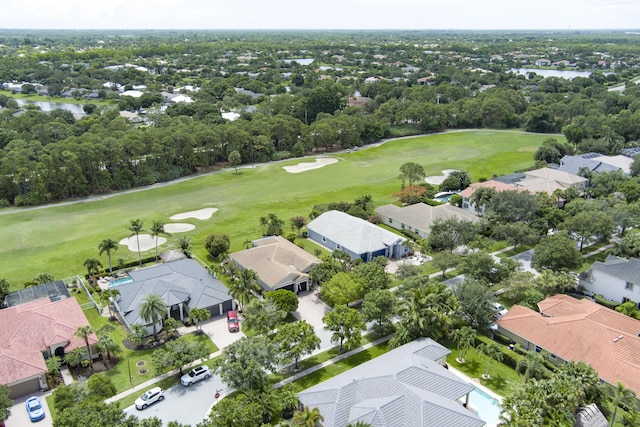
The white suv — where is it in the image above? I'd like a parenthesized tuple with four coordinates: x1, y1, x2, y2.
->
(135, 387, 164, 410)
(181, 366, 212, 387)
(492, 302, 508, 319)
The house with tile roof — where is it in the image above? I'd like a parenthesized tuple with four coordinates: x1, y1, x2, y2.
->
(0, 297, 97, 397)
(520, 167, 588, 190)
(459, 180, 521, 214)
(579, 255, 640, 307)
(112, 258, 233, 336)
(228, 236, 320, 293)
(297, 338, 485, 427)
(496, 294, 640, 397)
(307, 210, 409, 262)
(375, 203, 480, 240)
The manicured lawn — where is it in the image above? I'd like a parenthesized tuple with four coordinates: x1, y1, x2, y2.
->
(82, 307, 218, 393)
(0, 130, 551, 287)
(0, 90, 117, 106)
(286, 343, 391, 392)
(444, 340, 523, 397)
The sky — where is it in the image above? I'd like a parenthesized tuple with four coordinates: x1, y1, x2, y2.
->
(0, 0, 639, 31)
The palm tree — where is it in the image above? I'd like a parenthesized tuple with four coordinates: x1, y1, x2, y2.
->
(83, 258, 102, 287)
(98, 238, 119, 275)
(45, 356, 62, 379)
(292, 406, 324, 427)
(241, 387, 280, 424)
(228, 268, 260, 311)
(177, 236, 192, 257)
(98, 288, 120, 320)
(516, 351, 546, 383)
(478, 342, 503, 379)
(470, 186, 496, 214)
(347, 422, 374, 427)
(127, 324, 147, 348)
(127, 219, 145, 265)
(450, 326, 476, 363)
(609, 381, 637, 427)
(150, 220, 167, 260)
(64, 347, 88, 374)
(139, 293, 166, 341)
(74, 325, 94, 372)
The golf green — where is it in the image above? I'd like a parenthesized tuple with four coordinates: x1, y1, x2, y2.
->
(0, 130, 554, 287)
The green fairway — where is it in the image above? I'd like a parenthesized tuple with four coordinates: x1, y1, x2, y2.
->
(0, 130, 555, 287)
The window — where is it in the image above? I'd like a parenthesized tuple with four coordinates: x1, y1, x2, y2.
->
(550, 353, 557, 360)
(625, 282, 634, 291)
(388, 219, 393, 224)
(336, 244, 340, 250)
(322, 236, 326, 242)
(401, 223, 405, 229)
(535, 345, 542, 353)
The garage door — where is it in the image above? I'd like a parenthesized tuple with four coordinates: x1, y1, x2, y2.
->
(9, 377, 41, 398)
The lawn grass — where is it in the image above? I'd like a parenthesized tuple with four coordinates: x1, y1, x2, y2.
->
(0, 130, 551, 287)
(0, 90, 117, 106)
(286, 342, 391, 393)
(443, 340, 523, 397)
(82, 307, 218, 393)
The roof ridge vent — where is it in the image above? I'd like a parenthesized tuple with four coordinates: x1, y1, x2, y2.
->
(618, 335, 624, 340)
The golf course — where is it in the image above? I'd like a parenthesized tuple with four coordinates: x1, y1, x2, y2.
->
(0, 130, 557, 288)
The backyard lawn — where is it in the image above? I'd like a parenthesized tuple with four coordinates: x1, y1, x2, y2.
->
(0, 130, 551, 287)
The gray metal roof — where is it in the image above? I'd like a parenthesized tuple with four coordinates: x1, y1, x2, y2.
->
(558, 155, 620, 176)
(307, 210, 406, 255)
(115, 259, 231, 326)
(297, 338, 485, 427)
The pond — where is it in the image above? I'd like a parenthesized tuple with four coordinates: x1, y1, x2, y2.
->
(509, 68, 614, 80)
(14, 98, 87, 115)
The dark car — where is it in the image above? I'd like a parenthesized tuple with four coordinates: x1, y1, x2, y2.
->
(227, 310, 240, 332)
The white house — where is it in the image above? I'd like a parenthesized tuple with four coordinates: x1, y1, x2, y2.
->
(579, 255, 640, 307)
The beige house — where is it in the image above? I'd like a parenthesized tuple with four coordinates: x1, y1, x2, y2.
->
(516, 168, 588, 194)
(228, 236, 321, 293)
(375, 203, 479, 239)
(497, 294, 640, 398)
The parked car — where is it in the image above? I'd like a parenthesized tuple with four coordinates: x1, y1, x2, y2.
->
(227, 310, 240, 332)
(492, 302, 508, 319)
(181, 365, 212, 386)
(25, 396, 45, 422)
(135, 387, 164, 410)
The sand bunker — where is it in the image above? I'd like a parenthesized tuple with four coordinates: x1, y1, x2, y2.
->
(164, 223, 196, 233)
(170, 208, 218, 220)
(283, 158, 338, 173)
(119, 234, 166, 252)
(425, 169, 457, 185)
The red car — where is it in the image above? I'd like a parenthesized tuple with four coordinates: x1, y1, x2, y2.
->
(227, 310, 240, 332)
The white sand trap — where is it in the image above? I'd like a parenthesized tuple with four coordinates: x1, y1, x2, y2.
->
(425, 169, 458, 185)
(283, 158, 338, 173)
(170, 208, 218, 220)
(164, 223, 196, 233)
(119, 234, 166, 252)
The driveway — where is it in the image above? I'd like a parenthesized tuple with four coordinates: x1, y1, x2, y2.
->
(5, 392, 53, 427)
(510, 249, 538, 275)
(124, 373, 231, 426)
(292, 290, 333, 353)
(181, 314, 246, 350)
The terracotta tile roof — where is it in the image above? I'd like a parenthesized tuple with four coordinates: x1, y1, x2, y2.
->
(459, 180, 520, 199)
(0, 298, 96, 386)
(497, 295, 640, 395)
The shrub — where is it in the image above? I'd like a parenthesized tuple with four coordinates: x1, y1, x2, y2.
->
(594, 294, 619, 310)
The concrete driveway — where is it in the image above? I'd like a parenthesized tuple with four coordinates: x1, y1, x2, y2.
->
(124, 373, 231, 426)
(292, 290, 334, 353)
(5, 392, 53, 427)
(180, 314, 246, 350)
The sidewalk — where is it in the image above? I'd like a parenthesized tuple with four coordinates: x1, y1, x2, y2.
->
(105, 350, 221, 404)
(273, 334, 394, 389)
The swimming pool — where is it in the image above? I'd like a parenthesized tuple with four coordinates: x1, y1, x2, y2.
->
(108, 276, 133, 287)
(469, 386, 502, 427)
(433, 191, 458, 203)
